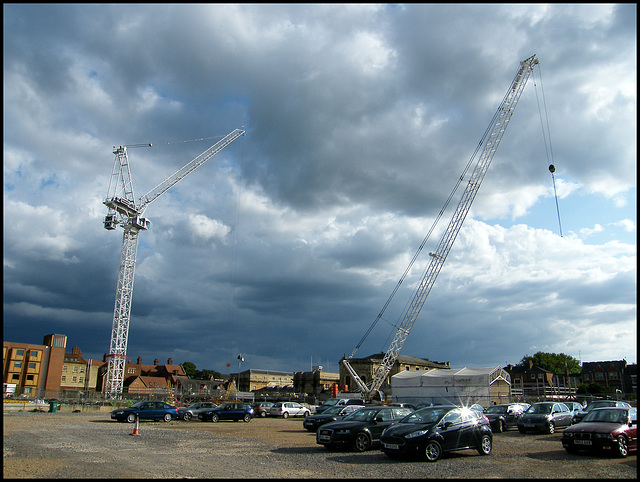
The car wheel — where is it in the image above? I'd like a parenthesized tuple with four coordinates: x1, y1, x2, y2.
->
(616, 435, 629, 457)
(477, 434, 492, 455)
(282, 411, 289, 419)
(163, 413, 172, 422)
(423, 440, 442, 462)
(127, 413, 136, 423)
(211, 413, 219, 423)
(547, 422, 555, 434)
(260, 411, 267, 418)
(243, 414, 251, 423)
(303, 410, 310, 418)
(353, 432, 371, 452)
(183, 412, 192, 421)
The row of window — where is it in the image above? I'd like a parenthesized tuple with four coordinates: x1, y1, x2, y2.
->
(11, 361, 38, 369)
(62, 365, 85, 373)
(11, 349, 40, 358)
(61, 376, 84, 383)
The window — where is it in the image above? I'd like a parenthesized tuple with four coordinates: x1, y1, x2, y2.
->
(16, 349, 24, 357)
(79, 377, 84, 383)
(61, 376, 66, 382)
(72, 377, 77, 383)
(28, 362, 36, 369)
(14, 361, 23, 369)
(595, 372, 604, 380)
(73, 366, 78, 372)
(62, 366, 67, 372)
(12, 374, 19, 380)
(127, 368, 136, 374)
(26, 375, 34, 381)
(609, 371, 618, 380)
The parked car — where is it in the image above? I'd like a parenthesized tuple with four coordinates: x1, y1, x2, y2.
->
(198, 402, 253, 422)
(316, 406, 413, 452)
(269, 401, 311, 418)
(314, 398, 366, 414)
(483, 403, 527, 432)
(387, 403, 417, 411)
(563, 401, 584, 417)
(517, 402, 573, 434)
(303, 404, 365, 432)
(572, 400, 631, 425)
(111, 400, 178, 423)
(562, 407, 637, 457)
(177, 402, 218, 421)
(251, 402, 274, 418)
(380, 405, 493, 462)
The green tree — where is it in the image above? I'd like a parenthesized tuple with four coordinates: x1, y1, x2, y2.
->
(517, 351, 581, 374)
(181, 361, 197, 378)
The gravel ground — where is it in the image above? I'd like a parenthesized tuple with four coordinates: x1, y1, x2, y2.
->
(3, 412, 636, 479)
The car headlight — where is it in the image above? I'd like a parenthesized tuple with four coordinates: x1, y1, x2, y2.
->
(564, 432, 574, 438)
(594, 433, 613, 440)
(336, 429, 351, 435)
(406, 430, 429, 439)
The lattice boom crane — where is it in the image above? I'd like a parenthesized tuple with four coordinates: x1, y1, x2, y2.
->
(103, 128, 245, 398)
(342, 55, 539, 401)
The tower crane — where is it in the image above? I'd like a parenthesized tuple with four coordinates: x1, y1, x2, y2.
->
(342, 55, 540, 401)
(102, 128, 245, 398)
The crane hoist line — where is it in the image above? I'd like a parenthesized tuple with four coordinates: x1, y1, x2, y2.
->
(102, 128, 245, 399)
(342, 55, 540, 402)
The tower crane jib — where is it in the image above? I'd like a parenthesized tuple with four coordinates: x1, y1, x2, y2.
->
(342, 55, 539, 401)
(102, 128, 245, 398)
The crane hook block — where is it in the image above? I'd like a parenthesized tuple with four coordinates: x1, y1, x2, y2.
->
(548, 164, 556, 173)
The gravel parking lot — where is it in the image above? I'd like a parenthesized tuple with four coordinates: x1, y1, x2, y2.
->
(3, 412, 636, 479)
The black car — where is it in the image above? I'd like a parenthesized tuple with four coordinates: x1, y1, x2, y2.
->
(111, 400, 178, 423)
(484, 403, 526, 432)
(572, 400, 631, 424)
(303, 404, 364, 432)
(380, 405, 493, 462)
(198, 402, 254, 422)
(316, 406, 413, 452)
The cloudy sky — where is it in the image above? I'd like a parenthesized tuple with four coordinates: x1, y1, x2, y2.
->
(4, 4, 636, 378)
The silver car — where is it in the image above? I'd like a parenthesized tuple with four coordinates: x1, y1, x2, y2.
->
(177, 402, 218, 421)
(269, 401, 311, 418)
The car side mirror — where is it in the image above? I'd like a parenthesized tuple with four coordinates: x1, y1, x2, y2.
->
(443, 421, 453, 429)
(630, 419, 637, 425)
(374, 416, 384, 423)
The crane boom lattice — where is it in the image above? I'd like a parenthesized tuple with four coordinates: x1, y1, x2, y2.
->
(103, 128, 245, 398)
(343, 55, 539, 400)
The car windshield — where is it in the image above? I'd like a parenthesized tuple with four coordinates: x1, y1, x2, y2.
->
(322, 400, 339, 407)
(129, 401, 146, 409)
(526, 404, 553, 414)
(321, 406, 345, 415)
(485, 405, 508, 414)
(401, 407, 451, 424)
(343, 408, 381, 422)
(583, 409, 626, 424)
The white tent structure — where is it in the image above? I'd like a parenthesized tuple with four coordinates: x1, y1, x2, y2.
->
(391, 367, 511, 408)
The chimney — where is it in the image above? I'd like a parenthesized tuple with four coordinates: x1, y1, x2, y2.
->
(137, 357, 142, 365)
(103, 353, 107, 362)
(154, 358, 159, 366)
(528, 359, 533, 370)
(167, 358, 173, 365)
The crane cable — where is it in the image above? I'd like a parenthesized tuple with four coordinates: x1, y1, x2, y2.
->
(533, 64, 563, 237)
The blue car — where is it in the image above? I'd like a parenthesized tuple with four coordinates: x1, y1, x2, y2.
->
(111, 400, 178, 423)
(198, 402, 254, 422)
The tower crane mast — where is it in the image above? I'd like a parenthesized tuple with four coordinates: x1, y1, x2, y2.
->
(342, 55, 539, 401)
(103, 128, 245, 398)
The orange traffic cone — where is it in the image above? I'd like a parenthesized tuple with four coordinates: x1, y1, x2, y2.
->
(130, 415, 140, 436)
